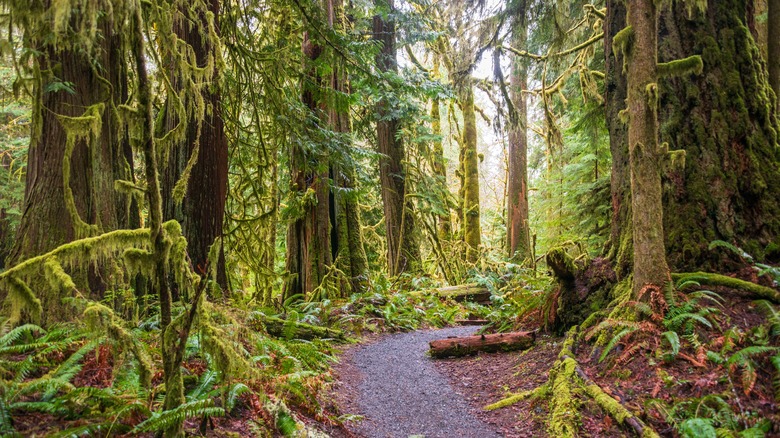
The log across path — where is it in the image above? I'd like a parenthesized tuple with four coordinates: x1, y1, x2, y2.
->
(337, 326, 501, 438)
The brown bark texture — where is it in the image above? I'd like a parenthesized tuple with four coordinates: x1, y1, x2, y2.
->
(162, 0, 229, 288)
(429, 331, 535, 358)
(604, 0, 632, 279)
(626, 0, 670, 296)
(373, 0, 421, 276)
(506, 3, 531, 262)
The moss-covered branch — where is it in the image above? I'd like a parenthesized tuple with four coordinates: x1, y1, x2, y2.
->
(672, 272, 780, 303)
(251, 313, 346, 341)
(657, 55, 703, 78)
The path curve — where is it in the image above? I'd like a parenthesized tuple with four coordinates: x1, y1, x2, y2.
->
(341, 326, 502, 438)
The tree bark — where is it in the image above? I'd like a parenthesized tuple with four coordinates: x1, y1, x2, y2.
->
(506, 4, 531, 263)
(431, 58, 452, 240)
(285, 0, 368, 301)
(626, 0, 670, 297)
(429, 331, 535, 358)
(9, 10, 135, 311)
(658, 0, 780, 270)
(373, 0, 421, 276)
(161, 0, 229, 289)
(769, 0, 779, 110)
(604, 0, 632, 279)
(459, 84, 482, 262)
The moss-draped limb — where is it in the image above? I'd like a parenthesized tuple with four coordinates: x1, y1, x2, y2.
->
(672, 272, 780, 302)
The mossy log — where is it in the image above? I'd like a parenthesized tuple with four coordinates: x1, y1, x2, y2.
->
(433, 284, 491, 303)
(411, 284, 492, 304)
(253, 314, 346, 341)
(672, 272, 780, 303)
(561, 355, 658, 437)
(429, 331, 535, 358)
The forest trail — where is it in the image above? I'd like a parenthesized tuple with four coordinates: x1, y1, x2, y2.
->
(331, 326, 501, 438)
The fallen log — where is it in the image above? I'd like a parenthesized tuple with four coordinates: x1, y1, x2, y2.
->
(429, 331, 535, 358)
(423, 284, 492, 303)
(251, 314, 346, 341)
(562, 355, 658, 438)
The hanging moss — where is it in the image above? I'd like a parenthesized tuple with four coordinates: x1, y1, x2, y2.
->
(4, 276, 42, 324)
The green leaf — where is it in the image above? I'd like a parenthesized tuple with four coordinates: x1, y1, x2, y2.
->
(680, 418, 717, 438)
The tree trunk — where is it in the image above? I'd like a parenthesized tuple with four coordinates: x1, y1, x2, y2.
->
(429, 331, 535, 358)
(161, 0, 229, 289)
(9, 13, 135, 312)
(604, 0, 632, 279)
(506, 5, 530, 262)
(373, 0, 421, 277)
(431, 86, 452, 240)
(459, 84, 482, 262)
(658, 0, 780, 270)
(285, 0, 368, 301)
(626, 0, 670, 297)
(768, 0, 779, 111)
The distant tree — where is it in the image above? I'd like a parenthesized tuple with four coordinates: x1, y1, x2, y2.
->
(769, 0, 779, 110)
(506, 0, 531, 262)
(373, 0, 421, 276)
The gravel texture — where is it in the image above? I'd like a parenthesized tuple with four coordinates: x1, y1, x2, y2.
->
(344, 326, 502, 438)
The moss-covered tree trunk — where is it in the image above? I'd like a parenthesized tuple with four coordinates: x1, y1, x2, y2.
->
(658, 0, 780, 269)
(604, 0, 632, 279)
(769, 0, 780, 110)
(506, 4, 530, 262)
(285, 0, 368, 300)
(459, 83, 481, 262)
(284, 31, 332, 300)
(430, 62, 452, 239)
(161, 0, 229, 289)
(625, 0, 670, 296)
(373, 0, 421, 276)
(9, 11, 135, 310)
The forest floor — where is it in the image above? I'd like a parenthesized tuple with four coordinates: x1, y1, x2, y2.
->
(323, 327, 625, 437)
(321, 289, 780, 437)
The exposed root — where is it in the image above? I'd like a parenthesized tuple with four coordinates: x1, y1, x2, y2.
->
(484, 326, 660, 437)
(672, 272, 780, 303)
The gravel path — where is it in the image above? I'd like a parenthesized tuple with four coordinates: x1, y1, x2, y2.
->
(345, 326, 502, 438)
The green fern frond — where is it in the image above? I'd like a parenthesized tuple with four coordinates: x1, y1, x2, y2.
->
(708, 240, 753, 262)
(0, 324, 45, 348)
(662, 331, 680, 361)
(226, 383, 249, 414)
(132, 399, 225, 433)
(599, 327, 637, 363)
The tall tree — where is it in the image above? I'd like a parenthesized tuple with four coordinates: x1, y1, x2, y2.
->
(506, 1, 530, 262)
(604, 0, 631, 278)
(285, 0, 368, 300)
(8, 3, 136, 306)
(658, 0, 780, 270)
(430, 59, 452, 240)
(622, 0, 671, 296)
(458, 80, 482, 262)
(161, 0, 229, 288)
(373, 0, 421, 276)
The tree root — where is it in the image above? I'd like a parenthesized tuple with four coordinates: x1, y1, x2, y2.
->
(484, 327, 660, 437)
(672, 271, 780, 303)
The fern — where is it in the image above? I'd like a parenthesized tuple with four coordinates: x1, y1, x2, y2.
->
(662, 331, 680, 361)
(0, 324, 44, 349)
(708, 240, 754, 262)
(226, 382, 249, 414)
(132, 399, 225, 433)
(599, 327, 637, 363)
(754, 300, 780, 338)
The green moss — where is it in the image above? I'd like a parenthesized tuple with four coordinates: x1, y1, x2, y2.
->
(548, 357, 580, 437)
(657, 56, 703, 78)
